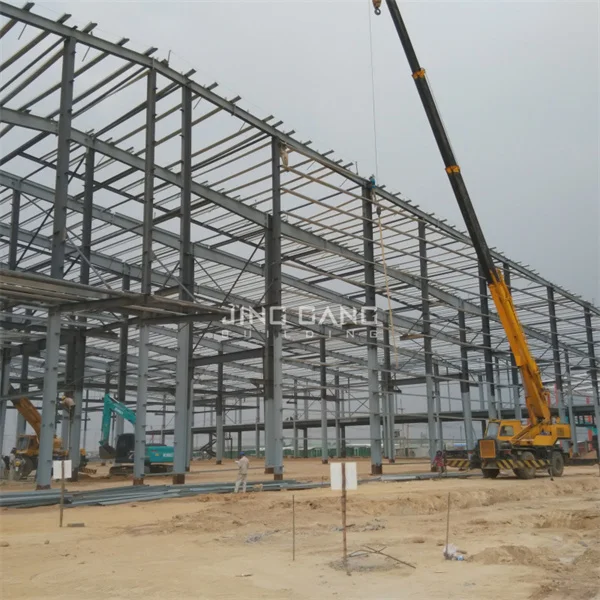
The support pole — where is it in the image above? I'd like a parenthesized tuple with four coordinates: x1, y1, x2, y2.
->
(82, 389, 89, 451)
(320, 334, 329, 464)
(173, 83, 193, 484)
(133, 68, 156, 486)
(363, 185, 382, 474)
(418, 220, 437, 459)
(36, 37, 76, 490)
(458, 305, 474, 450)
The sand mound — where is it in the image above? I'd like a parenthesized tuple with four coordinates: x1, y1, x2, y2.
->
(472, 545, 546, 566)
(536, 510, 600, 530)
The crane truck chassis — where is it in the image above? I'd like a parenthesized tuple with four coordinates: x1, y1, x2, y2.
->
(374, 0, 576, 479)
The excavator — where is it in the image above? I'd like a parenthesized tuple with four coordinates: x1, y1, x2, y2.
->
(373, 1, 572, 478)
(100, 394, 174, 476)
(11, 396, 89, 479)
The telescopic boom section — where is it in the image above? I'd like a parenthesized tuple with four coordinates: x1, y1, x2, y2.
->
(100, 393, 137, 446)
(377, 0, 552, 425)
(11, 397, 42, 438)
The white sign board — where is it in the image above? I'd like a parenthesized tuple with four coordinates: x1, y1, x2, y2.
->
(52, 460, 72, 480)
(330, 462, 358, 491)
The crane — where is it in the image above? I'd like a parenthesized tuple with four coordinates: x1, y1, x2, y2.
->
(373, 0, 571, 479)
(11, 396, 88, 479)
(100, 394, 174, 475)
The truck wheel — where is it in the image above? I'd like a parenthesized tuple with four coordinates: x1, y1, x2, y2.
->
(550, 452, 564, 477)
(482, 468, 500, 479)
(514, 451, 536, 480)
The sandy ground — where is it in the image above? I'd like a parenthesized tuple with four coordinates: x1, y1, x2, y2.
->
(1, 460, 599, 600)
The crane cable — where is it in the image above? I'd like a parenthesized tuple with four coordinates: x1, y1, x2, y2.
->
(368, 1, 399, 369)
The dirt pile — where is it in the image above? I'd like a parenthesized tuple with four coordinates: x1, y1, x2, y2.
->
(536, 509, 600, 530)
(471, 545, 549, 566)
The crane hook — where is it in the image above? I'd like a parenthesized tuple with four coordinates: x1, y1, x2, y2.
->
(372, 0, 382, 16)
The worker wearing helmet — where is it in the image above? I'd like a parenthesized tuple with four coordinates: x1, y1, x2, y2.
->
(234, 452, 249, 493)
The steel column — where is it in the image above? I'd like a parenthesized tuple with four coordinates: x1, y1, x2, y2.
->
(334, 372, 341, 458)
(458, 306, 474, 450)
(433, 361, 443, 450)
(1, 190, 21, 453)
(69, 148, 94, 478)
(173, 83, 193, 484)
(116, 270, 130, 441)
(383, 321, 395, 462)
(133, 68, 156, 485)
(547, 287, 566, 431)
(563, 350, 578, 453)
(16, 345, 29, 438)
(303, 389, 309, 457)
(255, 388, 260, 458)
(363, 186, 382, 474)
(320, 335, 329, 464)
(479, 270, 497, 419)
(583, 307, 600, 466)
(216, 353, 224, 464)
(503, 263, 522, 419)
(263, 138, 284, 479)
(36, 37, 76, 489)
(418, 220, 437, 459)
(293, 380, 299, 458)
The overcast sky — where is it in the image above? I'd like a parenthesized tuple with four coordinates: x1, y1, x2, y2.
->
(22, 0, 597, 304)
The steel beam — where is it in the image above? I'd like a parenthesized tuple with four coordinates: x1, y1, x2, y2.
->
(192, 348, 263, 368)
(4, 1, 595, 323)
(363, 187, 382, 474)
(36, 37, 75, 489)
(133, 68, 156, 486)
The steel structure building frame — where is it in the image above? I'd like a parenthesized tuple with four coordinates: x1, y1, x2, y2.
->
(0, 3, 598, 488)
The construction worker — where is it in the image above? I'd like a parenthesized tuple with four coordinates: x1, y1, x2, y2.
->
(234, 452, 249, 493)
(431, 450, 446, 476)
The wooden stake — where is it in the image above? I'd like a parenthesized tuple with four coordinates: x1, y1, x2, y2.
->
(341, 462, 348, 572)
(292, 494, 296, 561)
